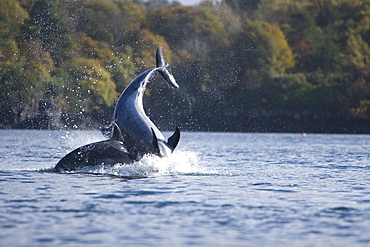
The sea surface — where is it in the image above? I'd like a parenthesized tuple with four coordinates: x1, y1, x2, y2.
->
(0, 130, 370, 247)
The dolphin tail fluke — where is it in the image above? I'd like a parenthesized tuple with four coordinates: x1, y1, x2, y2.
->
(156, 47, 179, 88)
(167, 127, 180, 152)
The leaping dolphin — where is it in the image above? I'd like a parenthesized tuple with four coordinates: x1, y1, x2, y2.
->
(54, 47, 181, 172)
(113, 47, 180, 158)
(54, 122, 134, 172)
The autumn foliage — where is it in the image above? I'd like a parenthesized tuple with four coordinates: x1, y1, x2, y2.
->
(0, 0, 370, 132)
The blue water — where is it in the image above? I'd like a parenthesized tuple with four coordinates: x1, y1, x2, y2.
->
(1, 130, 370, 246)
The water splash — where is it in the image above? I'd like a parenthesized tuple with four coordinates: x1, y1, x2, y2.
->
(73, 151, 204, 178)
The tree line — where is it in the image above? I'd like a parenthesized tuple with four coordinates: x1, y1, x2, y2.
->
(1, 0, 370, 133)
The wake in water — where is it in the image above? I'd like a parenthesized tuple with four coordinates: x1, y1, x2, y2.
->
(63, 151, 205, 178)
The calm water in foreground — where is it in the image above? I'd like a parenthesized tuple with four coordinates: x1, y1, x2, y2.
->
(0, 130, 370, 247)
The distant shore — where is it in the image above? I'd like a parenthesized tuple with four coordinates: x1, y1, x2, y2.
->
(2, 115, 369, 134)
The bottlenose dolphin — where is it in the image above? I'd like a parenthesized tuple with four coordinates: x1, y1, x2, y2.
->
(113, 47, 180, 158)
(54, 47, 181, 172)
(54, 122, 134, 172)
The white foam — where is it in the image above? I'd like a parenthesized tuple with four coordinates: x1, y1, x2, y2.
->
(75, 151, 205, 177)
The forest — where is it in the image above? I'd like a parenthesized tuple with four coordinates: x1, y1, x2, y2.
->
(1, 0, 370, 133)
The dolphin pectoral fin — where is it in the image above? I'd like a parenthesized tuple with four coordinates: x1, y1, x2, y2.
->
(111, 122, 125, 143)
(151, 128, 160, 155)
(167, 127, 180, 152)
(156, 47, 179, 88)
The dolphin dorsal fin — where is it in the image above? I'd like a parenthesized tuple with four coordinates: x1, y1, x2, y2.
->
(167, 127, 180, 152)
(111, 122, 125, 143)
(151, 128, 160, 154)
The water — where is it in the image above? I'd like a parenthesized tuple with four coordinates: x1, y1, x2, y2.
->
(1, 130, 370, 247)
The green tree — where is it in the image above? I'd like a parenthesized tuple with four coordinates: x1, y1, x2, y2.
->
(232, 20, 294, 84)
(23, 0, 72, 66)
(114, 0, 146, 46)
(223, 0, 261, 18)
(68, 58, 118, 108)
(0, 0, 28, 64)
(148, 6, 228, 54)
(263, 73, 316, 114)
(71, 0, 120, 45)
(106, 46, 137, 93)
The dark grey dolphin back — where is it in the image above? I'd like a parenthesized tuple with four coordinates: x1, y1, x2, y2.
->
(54, 122, 133, 172)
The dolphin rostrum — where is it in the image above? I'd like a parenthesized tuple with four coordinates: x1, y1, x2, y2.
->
(54, 122, 134, 172)
(113, 47, 180, 158)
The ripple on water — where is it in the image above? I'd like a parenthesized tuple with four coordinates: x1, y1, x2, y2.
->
(2, 131, 370, 247)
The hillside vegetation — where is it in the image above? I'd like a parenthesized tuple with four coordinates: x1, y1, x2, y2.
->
(1, 0, 370, 132)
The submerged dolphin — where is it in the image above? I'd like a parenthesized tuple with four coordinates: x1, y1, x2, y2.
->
(113, 47, 180, 158)
(54, 122, 134, 172)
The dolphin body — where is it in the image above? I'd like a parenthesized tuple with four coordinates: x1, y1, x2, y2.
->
(113, 47, 180, 158)
(54, 122, 134, 172)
